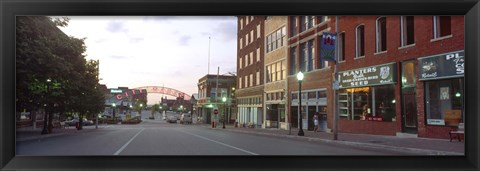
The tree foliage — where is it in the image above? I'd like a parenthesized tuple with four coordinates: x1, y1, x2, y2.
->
(16, 16, 104, 133)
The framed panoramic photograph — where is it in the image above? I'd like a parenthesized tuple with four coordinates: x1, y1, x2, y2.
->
(1, 0, 479, 170)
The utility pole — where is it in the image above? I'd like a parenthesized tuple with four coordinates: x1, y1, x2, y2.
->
(333, 16, 339, 140)
(216, 66, 219, 128)
(208, 37, 211, 75)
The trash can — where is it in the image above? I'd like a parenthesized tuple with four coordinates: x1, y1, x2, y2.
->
(319, 114, 327, 132)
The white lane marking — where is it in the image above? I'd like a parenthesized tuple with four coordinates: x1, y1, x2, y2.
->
(114, 128, 145, 155)
(180, 130, 259, 155)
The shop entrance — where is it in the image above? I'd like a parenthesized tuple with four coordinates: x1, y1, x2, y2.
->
(402, 88, 417, 133)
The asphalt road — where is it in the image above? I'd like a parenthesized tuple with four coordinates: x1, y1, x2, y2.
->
(16, 114, 410, 156)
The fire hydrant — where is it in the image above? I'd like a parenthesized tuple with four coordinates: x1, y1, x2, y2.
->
(211, 121, 215, 128)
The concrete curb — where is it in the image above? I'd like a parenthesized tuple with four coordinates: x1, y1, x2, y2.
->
(214, 127, 463, 156)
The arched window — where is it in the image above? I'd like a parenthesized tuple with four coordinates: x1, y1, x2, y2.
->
(376, 17, 387, 52)
(355, 25, 365, 57)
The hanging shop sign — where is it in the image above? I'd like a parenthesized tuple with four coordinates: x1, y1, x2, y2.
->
(338, 62, 397, 88)
(418, 50, 464, 80)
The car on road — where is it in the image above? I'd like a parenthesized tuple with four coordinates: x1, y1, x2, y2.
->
(166, 115, 177, 123)
(180, 113, 192, 124)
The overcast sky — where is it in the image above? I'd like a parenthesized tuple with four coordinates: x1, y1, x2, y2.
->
(58, 16, 237, 104)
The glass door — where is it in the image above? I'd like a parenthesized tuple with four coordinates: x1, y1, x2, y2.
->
(401, 61, 417, 133)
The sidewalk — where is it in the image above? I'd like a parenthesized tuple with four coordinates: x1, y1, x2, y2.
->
(202, 123, 464, 155)
(16, 125, 107, 142)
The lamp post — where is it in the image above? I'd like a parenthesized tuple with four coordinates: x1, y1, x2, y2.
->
(112, 103, 116, 124)
(41, 78, 51, 135)
(297, 72, 305, 136)
(222, 97, 226, 129)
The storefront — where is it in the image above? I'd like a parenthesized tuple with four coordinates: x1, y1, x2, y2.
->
(237, 96, 263, 128)
(290, 89, 328, 130)
(337, 62, 398, 135)
(265, 91, 286, 129)
(418, 50, 464, 138)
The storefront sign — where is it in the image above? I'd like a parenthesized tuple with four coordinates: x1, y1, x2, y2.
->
(427, 119, 445, 125)
(110, 89, 123, 93)
(418, 50, 464, 80)
(366, 116, 384, 122)
(338, 62, 397, 88)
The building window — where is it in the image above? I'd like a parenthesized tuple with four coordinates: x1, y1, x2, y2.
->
(256, 48, 260, 61)
(240, 19, 243, 30)
(244, 75, 247, 88)
(257, 24, 261, 38)
(250, 52, 253, 65)
(308, 40, 314, 71)
(425, 78, 464, 126)
(290, 46, 297, 75)
(338, 32, 345, 61)
(250, 74, 253, 87)
(300, 16, 314, 32)
(356, 25, 365, 57)
(250, 30, 254, 43)
(240, 38, 243, 49)
(433, 16, 452, 39)
(376, 17, 387, 52)
(239, 78, 242, 89)
(318, 16, 326, 23)
(276, 61, 281, 81)
(245, 34, 249, 46)
(246, 16, 249, 25)
(281, 60, 286, 80)
(245, 55, 248, 66)
(290, 16, 298, 37)
(266, 65, 272, 83)
(308, 91, 316, 99)
(317, 90, 327, 98)
(266, 27, 286, 53)
(300, 42, 309, 72)
(400, 16, 415, 46)
(256, 71, 260, 85)
(239, 57, 243, 69)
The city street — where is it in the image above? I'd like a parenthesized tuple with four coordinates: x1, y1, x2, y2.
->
(17, 114, 413, 156)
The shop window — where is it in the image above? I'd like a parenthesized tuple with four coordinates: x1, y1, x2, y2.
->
(433, 16, 451, 39)
(426, 78, 464, 126)
(374, 85, 396, 122)
(400, 16, 415, 46)
(338, 86, 396, 122)
(356, 25, 365, 57)
(279, 108, 286, 122)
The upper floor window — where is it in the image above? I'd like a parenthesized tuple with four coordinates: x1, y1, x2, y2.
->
(338, 32, 345, 61)
(289, 46, 297, 75)
(301, 16, 314, 32)
(356, 25, 365, 57)
(400, 16, 415, 46)
(240, 19, 243, 30)
(290, 16, 298, 37)
(318, 16, 326, 23)
(376, 17, 387, 52)
(257, 24, 261, 38)
(266, 26, 286, 53)
(433, 16, 451, 39)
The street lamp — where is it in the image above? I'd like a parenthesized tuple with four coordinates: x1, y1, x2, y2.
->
(41, 78, 51, 135)
(297, 71, 305, 136)
(222, 97, 227, 129)
(112, 103, 116, 124)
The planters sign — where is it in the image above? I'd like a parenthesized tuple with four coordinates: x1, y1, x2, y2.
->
(418, 50, 464, 80)
(338, 62, 397, 88)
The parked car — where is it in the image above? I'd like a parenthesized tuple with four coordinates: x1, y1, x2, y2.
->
(64, 118, 93, 126)
(166, 115, 177, 123)
(180, 113, 192, 124)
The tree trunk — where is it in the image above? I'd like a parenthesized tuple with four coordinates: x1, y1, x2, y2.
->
(47, 105, 53, 133)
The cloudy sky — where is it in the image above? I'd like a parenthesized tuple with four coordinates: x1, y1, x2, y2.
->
(57, 16, 237, 104)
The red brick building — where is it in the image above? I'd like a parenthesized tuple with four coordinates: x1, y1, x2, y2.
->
(332, 16, 464, 139)
(287, 16, 335, 131)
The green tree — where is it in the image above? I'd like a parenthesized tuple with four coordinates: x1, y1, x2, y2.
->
(151, 104, 160, 119)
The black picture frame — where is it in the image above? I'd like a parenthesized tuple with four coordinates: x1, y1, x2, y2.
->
(1, 0, 479, 170)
